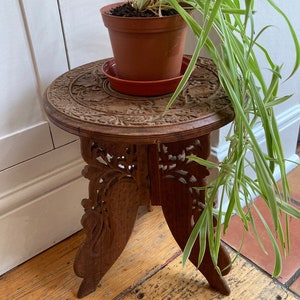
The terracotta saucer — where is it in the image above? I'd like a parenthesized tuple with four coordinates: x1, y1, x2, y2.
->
(102, 56, 190, 96)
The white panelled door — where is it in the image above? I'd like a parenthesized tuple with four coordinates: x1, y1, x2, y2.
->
(0, 0, 114, 276)
(0, 1, 53, 170)
(21, 0, 77, 148)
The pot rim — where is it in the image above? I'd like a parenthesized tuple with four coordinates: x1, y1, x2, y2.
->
(100, 2, 189, 32)
(100, 2, 190, 21)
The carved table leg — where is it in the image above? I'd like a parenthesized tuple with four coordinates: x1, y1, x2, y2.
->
(74, 138, 147, 298)
(150, 135, 232, 295)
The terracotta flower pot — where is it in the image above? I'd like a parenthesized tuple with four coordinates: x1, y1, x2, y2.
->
(100, 2, 189, 81)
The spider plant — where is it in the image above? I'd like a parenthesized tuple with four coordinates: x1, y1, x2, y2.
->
(127, 0, 300, 277)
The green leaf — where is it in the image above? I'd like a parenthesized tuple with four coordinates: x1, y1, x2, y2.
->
(253, 204, 283, 276)
(186, 155, 219, 169)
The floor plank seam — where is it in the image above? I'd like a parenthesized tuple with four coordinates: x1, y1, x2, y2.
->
(291, 198, 300, 207)
(113, 250, 182, 300)
(222, 241, 280, 279)
(223, 241, 299, 298)
(285, 268, 300, 288)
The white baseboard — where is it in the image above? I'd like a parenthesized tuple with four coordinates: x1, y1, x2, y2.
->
(0, 122, 53, 171)
(0, 158, 85, 217)
(0, 140, 85, 215)
(209, 104, 300, 211)
(0, 140, 88, 276)
(0, 177, 87, 276)
(211, 105, 300, 172)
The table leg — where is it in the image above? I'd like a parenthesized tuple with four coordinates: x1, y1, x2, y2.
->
(74, 138, 144, 298)
(152, 135, 232, 295)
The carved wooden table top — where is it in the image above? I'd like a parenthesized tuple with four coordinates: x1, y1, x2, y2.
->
(44, 57, 234, 143)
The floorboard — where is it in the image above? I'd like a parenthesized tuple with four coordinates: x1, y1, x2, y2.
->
(0, 206, 297, 300)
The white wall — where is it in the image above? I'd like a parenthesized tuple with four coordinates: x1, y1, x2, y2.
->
(0, 0, 299, 275)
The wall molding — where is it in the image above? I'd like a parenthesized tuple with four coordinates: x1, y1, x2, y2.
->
(0, 177, 87, 276)
(0, 158, 84, 217)
(0, 122, 53, 172)
(0, 139, 87, 276)
(211, 104, 300, 167)
(210, 104, 300, 211)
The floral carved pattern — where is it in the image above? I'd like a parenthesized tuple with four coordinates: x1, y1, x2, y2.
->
(158, 136, 210, 227)
(78, 137, 139, 229)
(46, 57, 231, 127)
(157, 136, 232, 295)
(74, 138, 140, 297)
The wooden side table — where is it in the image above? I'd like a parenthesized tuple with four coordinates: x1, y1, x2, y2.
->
(43, 57, 234, 298)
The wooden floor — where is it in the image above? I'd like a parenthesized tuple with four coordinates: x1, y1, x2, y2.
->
(0, 204, 298, 300)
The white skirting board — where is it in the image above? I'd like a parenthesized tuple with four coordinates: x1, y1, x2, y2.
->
(0, 122, 53, 172)
(0, 139, 87, 276)
(210, 104, 300, 211)
(0, 177, 87, 276)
